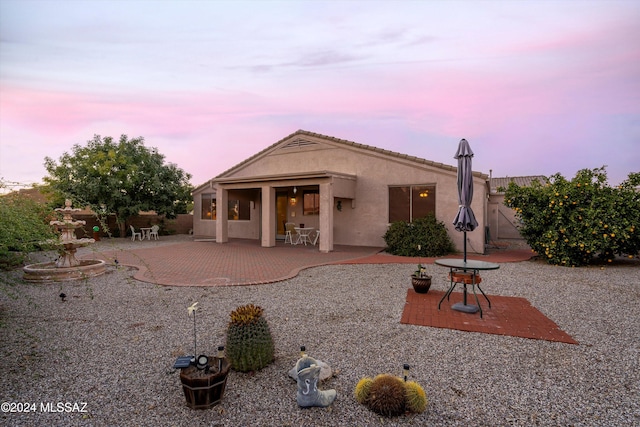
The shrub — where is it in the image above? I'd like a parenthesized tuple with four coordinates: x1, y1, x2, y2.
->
(383, 213, 455, 257)
(0, 193, 58, 270)
(503, 167, 640, 266)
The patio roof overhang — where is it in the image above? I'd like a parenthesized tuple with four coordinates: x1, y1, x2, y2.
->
(211, 170, 357, 199)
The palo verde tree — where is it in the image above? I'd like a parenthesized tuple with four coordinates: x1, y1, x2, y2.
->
(44, 135, 193, 237)
(503, 167, 640, 266)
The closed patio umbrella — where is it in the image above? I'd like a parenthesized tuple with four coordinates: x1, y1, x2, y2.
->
(453, 138, 478, 262)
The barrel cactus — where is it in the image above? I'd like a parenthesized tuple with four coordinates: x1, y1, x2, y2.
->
(354, 377, 373, 404)
(354, 373, 428, 416)
(367, 374, 406, 416)
(225, 304, 275, 372)
(404, 381, 428, 413)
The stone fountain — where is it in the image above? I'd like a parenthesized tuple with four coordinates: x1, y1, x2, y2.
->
(23, 199, 106, 282)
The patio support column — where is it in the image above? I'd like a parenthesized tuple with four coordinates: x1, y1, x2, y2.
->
(216, 186, 228, 244)
(319, 182, 333, 252)
(261, 185, 276, 248)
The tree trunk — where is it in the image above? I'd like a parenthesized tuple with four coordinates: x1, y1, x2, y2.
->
(115, 214, 126, 238)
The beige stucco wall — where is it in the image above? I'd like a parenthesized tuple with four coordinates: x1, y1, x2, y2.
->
(193, 134, 488, 254)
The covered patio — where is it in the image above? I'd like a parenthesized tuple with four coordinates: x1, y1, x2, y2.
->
(207, 171, 357, 253)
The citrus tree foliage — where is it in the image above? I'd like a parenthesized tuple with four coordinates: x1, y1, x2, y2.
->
(383, 214, 455, 257)
(504, 167, 640, 266)
(0, 192, 58, 269)
(44, 135, 193, 233)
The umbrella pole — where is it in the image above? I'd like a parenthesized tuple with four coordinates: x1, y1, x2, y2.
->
(463, 231, 467, 263)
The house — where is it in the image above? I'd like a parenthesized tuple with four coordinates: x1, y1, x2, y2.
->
(487, 175, 547, 240)
(192, 130, 489, 253)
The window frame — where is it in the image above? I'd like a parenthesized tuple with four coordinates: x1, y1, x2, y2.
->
(201, 193, 216, 220)
(302, 189, 320, 216)
(388, 184, 436, 223)
(200, 194, 250, 221)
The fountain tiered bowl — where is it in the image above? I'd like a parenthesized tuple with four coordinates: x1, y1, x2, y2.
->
(23, 200, 106, 282)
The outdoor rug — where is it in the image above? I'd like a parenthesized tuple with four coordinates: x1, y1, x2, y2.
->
(401, 289, 578, 344)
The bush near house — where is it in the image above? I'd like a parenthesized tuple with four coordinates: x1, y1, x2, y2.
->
(503, 167, 640, 267)
(0, 193, 58, 270)
(383, 213, 455, 257)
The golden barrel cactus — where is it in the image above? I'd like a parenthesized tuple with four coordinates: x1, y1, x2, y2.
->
(367, 374, 406, 416)
(225, 304, 275, 372)
(404, 380, 428, 413)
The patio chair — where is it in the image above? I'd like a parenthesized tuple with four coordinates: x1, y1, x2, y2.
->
(130, 225, 142, 241)
(149, 225, 159, 240)
(284, 222, 298, 245)
(311, 230, 320, 246)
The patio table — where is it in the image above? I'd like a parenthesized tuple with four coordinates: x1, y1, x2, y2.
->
(435, 258, 499, 317)
(140, 227, 152, 240)
(294, 227, 314, 245)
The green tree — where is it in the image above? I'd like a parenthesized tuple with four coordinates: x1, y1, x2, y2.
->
(44, 135, 193, 237)
(504, 167, 640, 266)
(0, 191, 58, 269)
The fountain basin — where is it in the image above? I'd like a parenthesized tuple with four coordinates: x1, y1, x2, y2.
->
(23, 260, 107, 282)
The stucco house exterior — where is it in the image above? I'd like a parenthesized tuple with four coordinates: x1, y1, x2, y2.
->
(192, 130, 489, 253)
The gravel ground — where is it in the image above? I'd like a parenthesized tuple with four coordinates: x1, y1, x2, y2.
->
(1, 239, 639, 427)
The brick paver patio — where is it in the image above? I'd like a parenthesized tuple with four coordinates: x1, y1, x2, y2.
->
(81, 236, 535, 287)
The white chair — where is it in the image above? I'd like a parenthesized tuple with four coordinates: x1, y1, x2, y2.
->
(284, 222, 298, 245)
(311, 230, 320, 246)
(130, 225, 142, 241)
(149, 225, 159, 240)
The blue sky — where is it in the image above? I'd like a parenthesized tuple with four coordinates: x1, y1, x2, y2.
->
(1, 0, 638, 191)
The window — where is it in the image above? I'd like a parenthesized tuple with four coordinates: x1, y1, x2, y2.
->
(388, 185, 436, 222)
(303, 190, 319, 215)
(201, 193, 216, 220)
(228, 199, 250, 221)
(201, 194, 250, 221)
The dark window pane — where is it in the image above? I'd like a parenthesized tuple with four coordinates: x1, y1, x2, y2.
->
(303, 190, 319, 215)
(237, 199, 250, 220)
(228, 200, 239, 220)
(227, 190, 252, 221)
(201, 194, 216, 220)
(412, 186, 436, 219)
(389, 186, 410, 222)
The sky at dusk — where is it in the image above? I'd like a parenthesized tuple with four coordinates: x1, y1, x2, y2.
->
(1, 0, 639, 192)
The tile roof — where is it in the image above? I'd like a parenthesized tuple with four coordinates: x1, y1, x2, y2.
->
(203, 129, 486, 189)
(491, 175, 548, 193)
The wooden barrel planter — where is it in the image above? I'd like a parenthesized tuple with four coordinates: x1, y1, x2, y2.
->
(180, 358, 231, 409)
(411, 275, 432, 294)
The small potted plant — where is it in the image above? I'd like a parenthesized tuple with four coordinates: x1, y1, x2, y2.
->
(176, 302, 231, 409)
(411, 245, 432, 293)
